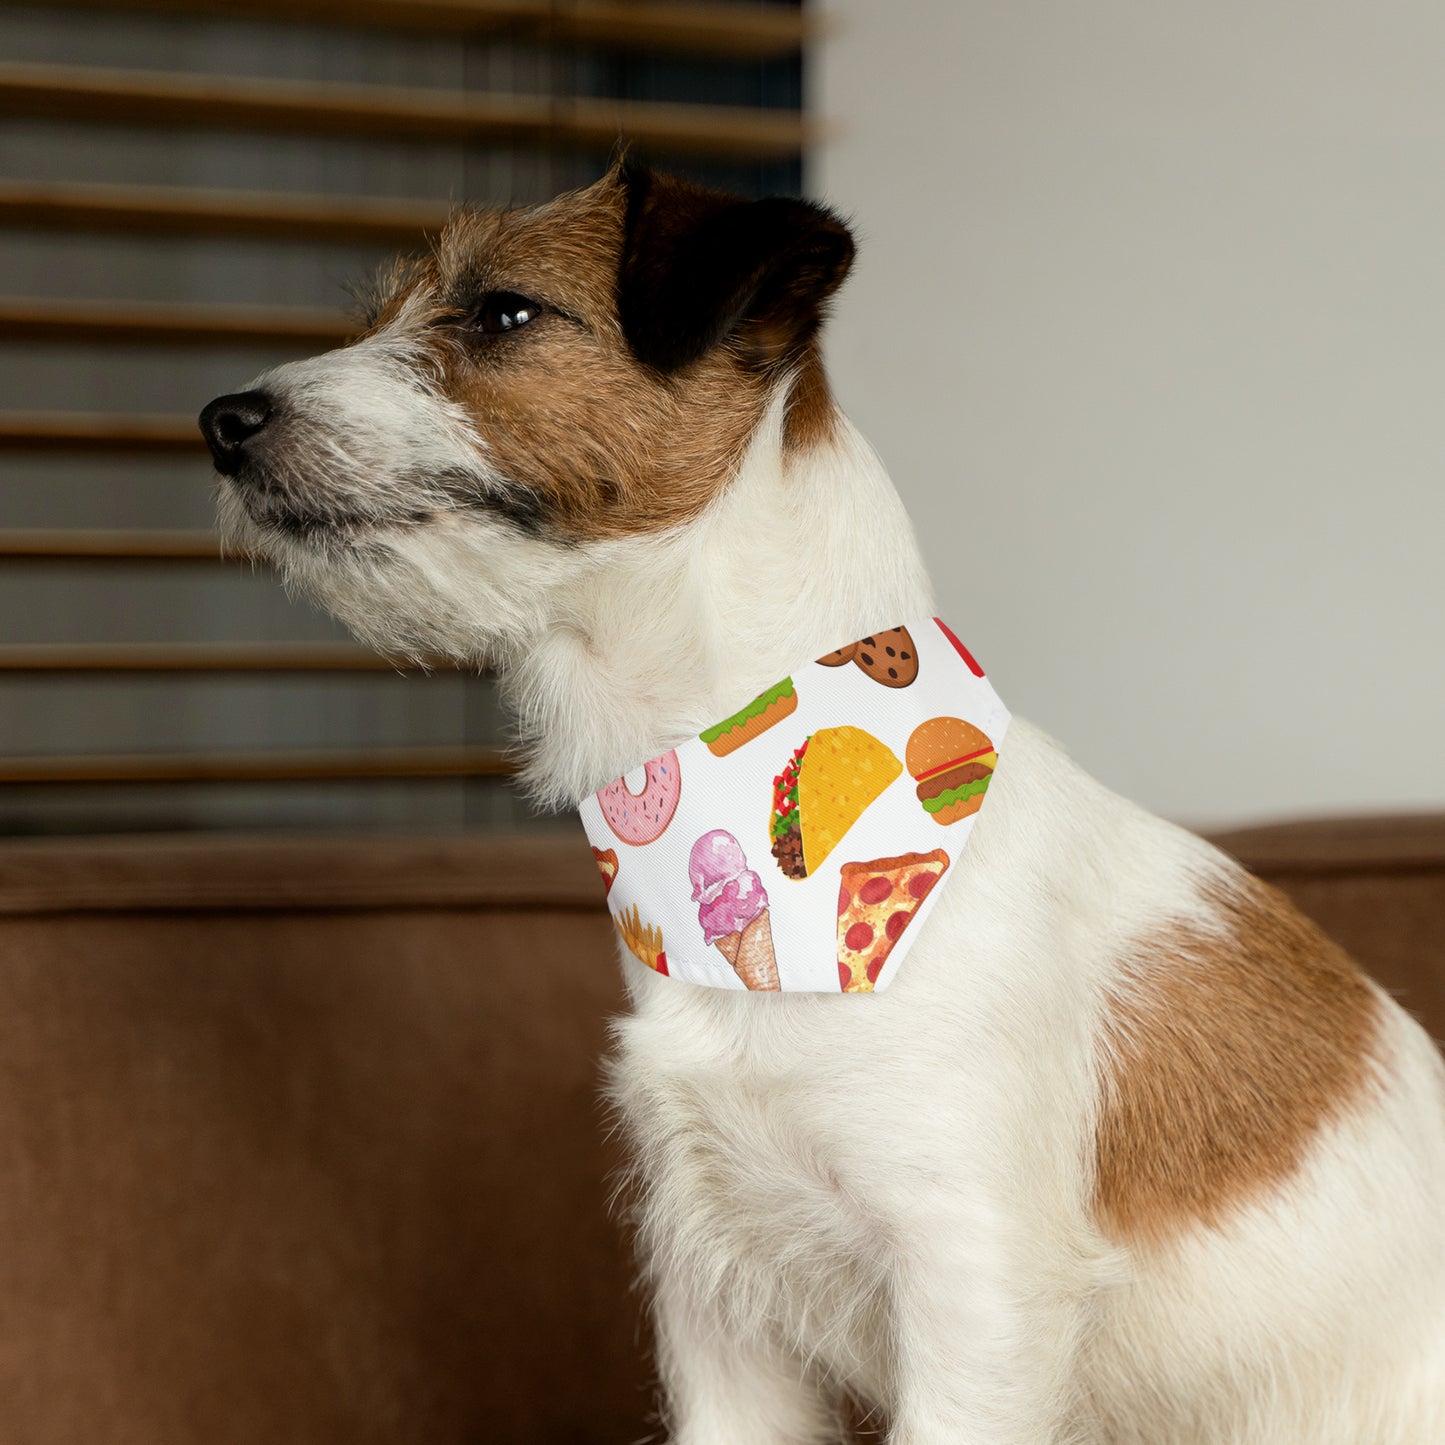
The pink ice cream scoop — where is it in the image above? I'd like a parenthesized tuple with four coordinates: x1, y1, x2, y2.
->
(689, 829, 770, 946)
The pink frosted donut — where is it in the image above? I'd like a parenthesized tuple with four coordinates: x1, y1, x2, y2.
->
(597, 750, 681, 846)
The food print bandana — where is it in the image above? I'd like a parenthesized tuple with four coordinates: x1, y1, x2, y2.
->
(577, 619, 1010, 994)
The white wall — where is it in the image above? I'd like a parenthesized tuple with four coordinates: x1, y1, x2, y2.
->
(813, 1, 1445, 827)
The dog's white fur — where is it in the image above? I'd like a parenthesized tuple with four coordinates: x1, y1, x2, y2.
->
(214, 205, 1445, 1444)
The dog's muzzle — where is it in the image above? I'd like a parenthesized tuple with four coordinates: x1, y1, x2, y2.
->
(199, 390, 273, 476)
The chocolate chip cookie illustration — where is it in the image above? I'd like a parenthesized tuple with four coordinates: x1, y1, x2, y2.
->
(815, 626, 917, 687)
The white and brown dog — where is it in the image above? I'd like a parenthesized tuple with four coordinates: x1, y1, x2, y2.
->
(200, 164, 1445, 1444)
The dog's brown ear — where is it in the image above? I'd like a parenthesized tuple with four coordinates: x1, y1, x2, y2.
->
(617, 162, 855, 374)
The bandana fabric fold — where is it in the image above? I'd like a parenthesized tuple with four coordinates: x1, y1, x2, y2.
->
(577, 618, 1010, 993)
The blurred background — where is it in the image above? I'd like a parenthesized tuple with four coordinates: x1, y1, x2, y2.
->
(0, 0, 802, 836)
(819, 1, 1445, 826)
(5, 0, 1439, 840)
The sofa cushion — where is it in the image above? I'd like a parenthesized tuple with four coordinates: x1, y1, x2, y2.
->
(0, 817, 1439, 1443)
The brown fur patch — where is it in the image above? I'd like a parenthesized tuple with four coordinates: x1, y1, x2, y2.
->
(782, 344, 840, 454)
(1093, 873, 1381, 1247)
(368, 173, 830, 543)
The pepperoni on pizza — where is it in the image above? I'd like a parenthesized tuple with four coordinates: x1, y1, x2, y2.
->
(836, 849, 949, 992)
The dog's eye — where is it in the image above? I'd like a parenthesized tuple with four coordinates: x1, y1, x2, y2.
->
(472, 292, 543, 334)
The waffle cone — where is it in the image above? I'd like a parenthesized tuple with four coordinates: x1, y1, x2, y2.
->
(714, 911, 779, 991)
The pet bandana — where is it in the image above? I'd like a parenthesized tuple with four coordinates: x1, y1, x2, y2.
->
(578, 619, 1010, 993)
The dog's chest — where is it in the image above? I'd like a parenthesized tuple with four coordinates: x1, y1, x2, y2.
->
(612, 991, 905, 1385)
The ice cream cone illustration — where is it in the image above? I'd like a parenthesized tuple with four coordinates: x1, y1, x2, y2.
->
(713, 912, 779, 991)
(689, 829, 780, 992)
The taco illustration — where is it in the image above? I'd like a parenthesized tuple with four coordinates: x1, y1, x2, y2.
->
(770, 725, 902, 879)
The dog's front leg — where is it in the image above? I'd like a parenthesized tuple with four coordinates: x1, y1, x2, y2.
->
(653, 1274, 844, 1445)
(882, 1207, 1094, 1445)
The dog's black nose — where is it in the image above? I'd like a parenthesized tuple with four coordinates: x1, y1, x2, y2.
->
(199, 390, 272, 475)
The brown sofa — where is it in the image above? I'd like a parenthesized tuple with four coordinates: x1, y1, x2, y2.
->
(0, 817, 1440, 1443)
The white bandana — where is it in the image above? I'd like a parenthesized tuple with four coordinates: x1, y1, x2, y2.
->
(578, 619, 1009, 993)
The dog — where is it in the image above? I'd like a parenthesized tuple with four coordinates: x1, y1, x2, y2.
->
(200, 162, 1445, 1444)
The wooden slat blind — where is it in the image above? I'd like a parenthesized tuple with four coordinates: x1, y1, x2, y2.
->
(0, 745, 510, 784)
(0, 412, 205, 452)
(0, 643, 425, 673)
(0, 298, 354, 348)
(0, 0, 807, 810)
(0, 0, 810, 57)
(0, 529, 223, 560)
(0, 181, 449, 245)
(0, 62, 812, 162)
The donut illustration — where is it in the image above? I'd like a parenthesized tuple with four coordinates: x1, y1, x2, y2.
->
(596, 749, 681, 846)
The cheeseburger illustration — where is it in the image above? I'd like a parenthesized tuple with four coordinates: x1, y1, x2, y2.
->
(905, 716, 997, 824)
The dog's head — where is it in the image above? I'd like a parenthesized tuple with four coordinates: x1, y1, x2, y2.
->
(200, 163, 854, 663)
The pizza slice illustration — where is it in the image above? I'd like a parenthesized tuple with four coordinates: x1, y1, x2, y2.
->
(591, 845, 619, 895)
(835, 849, 949, 992)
